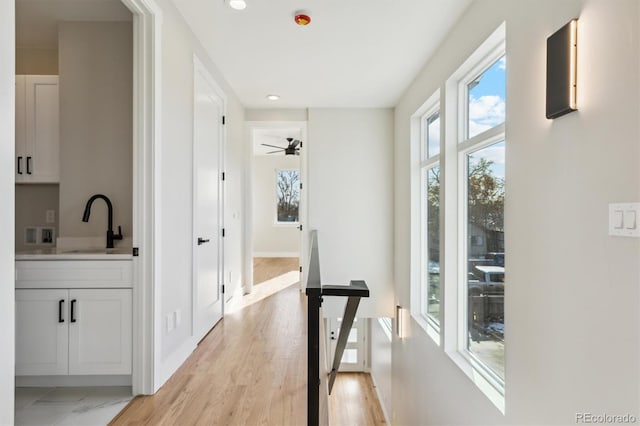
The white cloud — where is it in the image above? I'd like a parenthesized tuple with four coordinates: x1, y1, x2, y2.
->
(498, 56, 506, 70)
(468, 95, 505, 138)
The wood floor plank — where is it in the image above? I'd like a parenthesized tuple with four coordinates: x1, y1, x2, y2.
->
(111, 274, 385, 425)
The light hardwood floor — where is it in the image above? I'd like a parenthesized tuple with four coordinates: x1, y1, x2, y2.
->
(111, 271, 385, 425)
(253, 257, 300, 285)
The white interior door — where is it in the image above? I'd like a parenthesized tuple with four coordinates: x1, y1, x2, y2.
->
(193, 59, 224, 342)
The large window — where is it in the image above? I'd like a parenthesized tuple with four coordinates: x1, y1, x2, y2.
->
(276, 169, 300, 223)
(460, 53, 506, 382)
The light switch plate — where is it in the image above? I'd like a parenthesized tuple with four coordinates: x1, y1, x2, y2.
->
(609, 203, 640, 237)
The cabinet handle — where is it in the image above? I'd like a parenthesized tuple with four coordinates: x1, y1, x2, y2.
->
(26, 156, 32, 175)
(58, 299, 65, 323)
(70, 299, 77, 323)
(17, 157, 23, 175)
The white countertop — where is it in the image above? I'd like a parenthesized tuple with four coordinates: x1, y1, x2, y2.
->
(16, 247, 133, 260)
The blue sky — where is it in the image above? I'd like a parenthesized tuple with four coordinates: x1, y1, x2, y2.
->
(468, 55, 506, 179)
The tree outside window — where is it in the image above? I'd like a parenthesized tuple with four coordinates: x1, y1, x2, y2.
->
(276, 169, 300, 223)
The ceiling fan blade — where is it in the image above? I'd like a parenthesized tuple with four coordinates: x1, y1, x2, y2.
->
(290, 139, 301, 148)
(266, 150, 283, 154)
(261, 143, 286, 149)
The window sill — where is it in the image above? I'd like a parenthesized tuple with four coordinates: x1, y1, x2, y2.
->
(445, 350, 505, 414)
(273, 222, 300, 228)
(411, 312, 440, 346)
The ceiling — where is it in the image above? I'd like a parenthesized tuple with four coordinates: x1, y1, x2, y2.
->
(15, 0, 472, 109)
(171, 0, 472, 108)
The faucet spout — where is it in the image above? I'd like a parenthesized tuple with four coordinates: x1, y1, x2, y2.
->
(82, 194, 122, 248)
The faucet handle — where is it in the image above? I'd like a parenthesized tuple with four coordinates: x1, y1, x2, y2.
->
(114, 225, 124, 240)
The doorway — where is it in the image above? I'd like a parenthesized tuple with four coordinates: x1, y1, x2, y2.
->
(245, 122, 308, 296)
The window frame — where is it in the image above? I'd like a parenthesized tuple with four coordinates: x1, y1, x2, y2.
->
(443, 22, 506, 412)
(274, 168, 301, 226)
(410, 90, 442, 345)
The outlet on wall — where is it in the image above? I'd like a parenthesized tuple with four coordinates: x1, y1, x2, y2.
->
(45, 209, 55, 224)
(175, 309, 182, 326)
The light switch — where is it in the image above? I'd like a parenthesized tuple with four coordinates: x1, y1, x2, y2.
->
(625, 210, 637, 229)
(614, 210, 624, 229)
(609, 202, 640, 237)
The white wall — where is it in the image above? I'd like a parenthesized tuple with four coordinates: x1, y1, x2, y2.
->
(308, 108, 395, 318)
(0, 0, 15, 422)
(253, 154, 300, 256)
(15, 48, 58, 75)
(58, 22, 133, 241)
(370, 318, 392, 423)
(392, 1, 640, 424)
(151, 0, 245, 386)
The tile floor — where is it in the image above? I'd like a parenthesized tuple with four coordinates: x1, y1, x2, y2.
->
(15, 386, 132, 426)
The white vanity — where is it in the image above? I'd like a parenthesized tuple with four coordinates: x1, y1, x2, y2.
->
(15, 249, 132, 385)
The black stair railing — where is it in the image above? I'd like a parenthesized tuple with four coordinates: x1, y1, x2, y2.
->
(305, 230, 370, 426)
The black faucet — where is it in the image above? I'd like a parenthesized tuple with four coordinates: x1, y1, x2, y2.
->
(81, 194, 123, 248)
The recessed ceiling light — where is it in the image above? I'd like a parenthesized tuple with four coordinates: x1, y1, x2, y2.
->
(227, 0, 246, 10)
(266, 94, 280, 101)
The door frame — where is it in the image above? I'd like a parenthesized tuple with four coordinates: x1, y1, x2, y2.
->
(244, 121, 308, 294)
(191, 55, 227, 337)
(119, 0, 162, 395)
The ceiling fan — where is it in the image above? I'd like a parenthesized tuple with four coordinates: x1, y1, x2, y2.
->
(261, 137, 302, 156)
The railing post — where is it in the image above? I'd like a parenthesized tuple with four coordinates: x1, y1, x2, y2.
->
(307, 288, 321, 426)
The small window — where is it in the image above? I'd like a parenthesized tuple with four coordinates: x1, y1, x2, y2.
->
(424, 112, 441, 159)
(276, 169, 300, 223)
(424, 165, 440, 326)
(467, 56, 506, 139)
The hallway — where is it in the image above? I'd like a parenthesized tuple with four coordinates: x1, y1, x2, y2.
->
(110, 283, 385, 425)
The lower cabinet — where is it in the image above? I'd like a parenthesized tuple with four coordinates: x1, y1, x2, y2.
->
(16, 288, 132, 376)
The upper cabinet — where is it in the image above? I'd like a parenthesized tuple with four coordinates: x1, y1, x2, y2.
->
(15, 75, 59, 183)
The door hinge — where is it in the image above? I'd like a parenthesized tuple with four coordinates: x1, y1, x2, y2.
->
(222, 228, 226, 237)
(222, 172, 225, 181)
(133, 247, 139, 257)
(222, 284, 225, 294)
(300, 182, 303, 190)
(299, 266, 302, 273)
(299, 224, 303, 231)
(222, 115, 226, 125)
(300, 141, 303, 148)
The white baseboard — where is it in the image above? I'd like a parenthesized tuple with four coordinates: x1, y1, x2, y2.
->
(253, 251, 300, 258)
(370, 371, 391, 425)
(16, 375, 132, 387)
(154, 339, 196, 392)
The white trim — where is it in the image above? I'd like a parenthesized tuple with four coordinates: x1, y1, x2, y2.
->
(444, 21, 506, 413)
(252, 251, 300, 258)
(16, 375, 132, 387)
(0, 1, 15, 421)
(118, 0, 162, 396)
(155, 339, 197, 388)
(369, 370, 391, 425)
(245, 121, 308, 295)
(410, 89, 442, 345)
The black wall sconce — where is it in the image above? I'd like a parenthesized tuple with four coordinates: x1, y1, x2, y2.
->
(546, 19, 578, 119)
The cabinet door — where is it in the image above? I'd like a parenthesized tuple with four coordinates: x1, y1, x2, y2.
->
(68, 289, 132, 375)
(25, 75, 59, 183)
(15, 76, 27, 183)
(15, 289, 69, 375)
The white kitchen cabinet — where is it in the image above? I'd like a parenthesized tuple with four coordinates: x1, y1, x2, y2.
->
(68, 289, 132, 375)
(15, 75, 59, 183)
(15, 289, 69, 376)
(15, 288, 132, 376)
